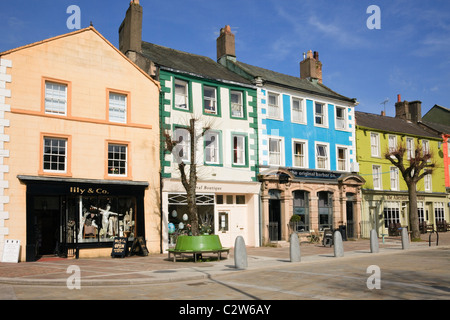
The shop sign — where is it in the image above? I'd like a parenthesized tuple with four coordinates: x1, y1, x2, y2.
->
(1, 239, 20, 263)
(69, 186, 110, 195)
(288, 169, 342, 180)
(111, 237, 128, 258)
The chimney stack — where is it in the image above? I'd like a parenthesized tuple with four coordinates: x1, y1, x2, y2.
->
(395, 96, 422, 123)
(300, 50, 323, 84)
(119, 0, 143, 56)
(217, 25, 236, 63)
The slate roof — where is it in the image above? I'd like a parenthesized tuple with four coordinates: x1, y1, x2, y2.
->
(140, 42, 254, 87)
(421, 120, 450, 135)
(231, 60, 357, 103)
(355, 111, 441, 139)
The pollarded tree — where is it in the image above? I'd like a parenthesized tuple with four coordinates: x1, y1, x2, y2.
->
(385, 142, 435, 240)
(163, 117, 211, 236)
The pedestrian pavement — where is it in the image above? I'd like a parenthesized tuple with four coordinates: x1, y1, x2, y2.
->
(0, 232, 448, 287)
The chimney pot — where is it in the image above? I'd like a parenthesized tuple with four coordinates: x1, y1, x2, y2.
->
(397, 94, 401, 102)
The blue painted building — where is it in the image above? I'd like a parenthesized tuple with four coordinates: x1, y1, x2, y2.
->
(217, 26, 365, 243)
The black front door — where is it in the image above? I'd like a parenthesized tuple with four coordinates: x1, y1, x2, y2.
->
(269, 199, 281, 241)
(346, 201, 355, 239)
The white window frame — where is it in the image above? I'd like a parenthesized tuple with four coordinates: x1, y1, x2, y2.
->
(230, 90, 244, 118)
(291, 97, 306, 124)
(315, 142, 330, 170)
(424, 170, 432, 192)
(268, 92, 282, 120)
(335, 106, 347, 130)
(108, 144, 128, 177)
(292, 139, 308, 168)
(174, 128, 191, 163)
(109, 92, 127, 123)
(45, 81, 67, 115)
(268, 136, 284, 166)
(174, 79, 189, 110)
(203, 86, 217, 115)
(388, 135, 397, 153)
(406, 137, 414, 160)
(336, 145, 350, 172)
(373, 165, 382, 190)
(434, 202, 445, 222)
(370, 132, 380, 157)
(314, 101, 328, 127)
(43, 137, 67, 173)
(204, 130, 220, 165)
(390, 166, 399, 191)
(232, 134, 246, 166)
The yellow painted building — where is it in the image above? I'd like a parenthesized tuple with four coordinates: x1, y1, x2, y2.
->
(0, 27, 161, 261)
(355, 110, 448, 238)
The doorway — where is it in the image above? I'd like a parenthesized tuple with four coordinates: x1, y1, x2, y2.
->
(269, 199, 281, 241)
(32, 196, 61, 257)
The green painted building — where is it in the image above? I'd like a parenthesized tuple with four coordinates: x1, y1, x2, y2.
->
(355, 110, 448, 237)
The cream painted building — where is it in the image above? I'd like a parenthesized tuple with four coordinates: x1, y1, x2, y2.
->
(0, 27, 161, 261)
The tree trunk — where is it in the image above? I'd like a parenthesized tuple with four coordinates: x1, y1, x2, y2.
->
(407, 181, 420, 240)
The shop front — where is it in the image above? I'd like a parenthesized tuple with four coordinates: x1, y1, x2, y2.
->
(19, 175, 148, 261)
(259, 168, 365, 244)
(162, 179, 261, 249)
(360, 191, 449, 238)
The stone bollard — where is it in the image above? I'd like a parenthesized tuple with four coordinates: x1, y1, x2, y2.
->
(370, 229, 379, 253)
(333, 230, 344, 257)
(290, 233, 301, 262)
(401, 227, 410, 250)
(234, 236, 248, 269)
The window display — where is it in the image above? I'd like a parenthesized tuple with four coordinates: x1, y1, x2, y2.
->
(66, 195, 136, 244)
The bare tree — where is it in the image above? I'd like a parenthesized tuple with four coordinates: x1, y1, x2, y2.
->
(163, 117, 211, 236)
(385, 142, 435, 240)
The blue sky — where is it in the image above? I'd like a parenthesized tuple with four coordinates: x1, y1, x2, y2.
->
(1, 0, 449, 117)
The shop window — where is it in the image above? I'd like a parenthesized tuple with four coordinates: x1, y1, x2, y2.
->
(293, 190, 309, 232)
(383, 203, 400, 228)
(318, 191, 333, 231)
(74, 196, 136, 243)
(434, 203, 444, 222)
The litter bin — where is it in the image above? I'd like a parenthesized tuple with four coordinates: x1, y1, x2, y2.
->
(322, 229, 333, 247)
(338, 225, 347, 241)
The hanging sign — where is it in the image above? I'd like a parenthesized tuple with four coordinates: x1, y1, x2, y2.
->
(2, 239, 20, 263)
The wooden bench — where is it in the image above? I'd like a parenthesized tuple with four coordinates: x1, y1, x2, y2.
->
(167, 247, 230, 262)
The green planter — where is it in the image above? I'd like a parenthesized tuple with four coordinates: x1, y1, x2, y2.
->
(175, 235, 223, 251)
